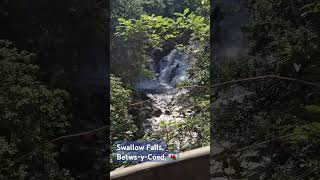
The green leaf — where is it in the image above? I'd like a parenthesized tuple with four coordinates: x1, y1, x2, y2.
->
(188, 13, 195, 20)
(118, 18, 125, 22)
(305, 105, 320, 113)
(141, 14, 149, 20)
(176, 17, 182, 23)
(183, 8, 190, 15)
(174, 12, 184, 17)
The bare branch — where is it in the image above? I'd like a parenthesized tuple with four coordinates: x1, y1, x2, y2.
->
(211, 75, 320, 88)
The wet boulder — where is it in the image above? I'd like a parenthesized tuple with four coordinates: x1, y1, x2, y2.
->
(153, 109, 162, 117)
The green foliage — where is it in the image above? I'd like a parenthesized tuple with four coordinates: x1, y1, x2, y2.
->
(111, 0, 202, 23)
(175, 5, 210, 149)
(0, 40, 73, 179)
(290, 122, 320, 141)
(305, 105, 320, 113)
(149, 112, 209, 152)
(302, 1, 320, 17)
(213, 0, 320, 179)
(184, 0, 210, 16)
(116, 9, 209, 49)
(110, 75, 137, 143)
(110, 75, 138, 170)
(112, 0, 146, 20)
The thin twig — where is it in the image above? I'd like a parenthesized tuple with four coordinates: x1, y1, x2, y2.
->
(179, 75, 320, 90)
(235, 134, 295, 152)
(295, 164, 319, 180)
(210, 75, 320, 88)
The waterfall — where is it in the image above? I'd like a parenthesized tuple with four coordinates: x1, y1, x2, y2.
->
(135, 49, 187, 91)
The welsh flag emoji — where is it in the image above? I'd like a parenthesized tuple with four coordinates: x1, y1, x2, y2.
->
(166, 153, 179, 161)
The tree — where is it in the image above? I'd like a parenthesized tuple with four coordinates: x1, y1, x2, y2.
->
(110, 74, 137, 144)
(0, 40, 73, 179)
(110, 74, 137, 170)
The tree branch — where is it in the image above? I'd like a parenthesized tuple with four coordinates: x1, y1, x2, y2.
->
(210, 75, 320, 88)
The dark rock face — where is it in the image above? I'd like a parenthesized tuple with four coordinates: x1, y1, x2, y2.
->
(169, 64, 180, 84)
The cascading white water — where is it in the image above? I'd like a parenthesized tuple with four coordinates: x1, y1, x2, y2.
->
(135, 49, 187, 91)
(158, 49, 187, 87)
